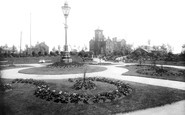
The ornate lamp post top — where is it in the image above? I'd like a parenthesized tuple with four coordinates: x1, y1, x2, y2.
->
(62, 2, 71, 18)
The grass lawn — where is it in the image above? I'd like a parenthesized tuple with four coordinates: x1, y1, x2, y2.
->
(1, 78, 185, 115)
(89, 62, 114, 66)
(120, 65, 185, 82)
(128, 60, 185, 66)
(1, 55, 83, 64)
(0, 64, 32, 70)
(18, 65, 107, 75)
(144, 60, 185, 66)
(45, 79, 117, 95)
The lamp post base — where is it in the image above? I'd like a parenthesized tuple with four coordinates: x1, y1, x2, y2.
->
(61, 51, 72, 63)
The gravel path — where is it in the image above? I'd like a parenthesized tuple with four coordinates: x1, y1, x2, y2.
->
(1, 62, 185, 115)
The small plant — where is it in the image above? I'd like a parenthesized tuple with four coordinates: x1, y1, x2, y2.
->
(71, 64, 97, 90)
(68, 78, 74, 82)
(82, 64, 88, 86)
(3, 83, 12, 91)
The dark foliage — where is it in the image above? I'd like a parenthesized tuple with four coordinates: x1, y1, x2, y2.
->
(10, 78, 132, 104)
(48, 61, 84, 68)
(136, 65, 185, 77)
(71, 79, 96, 90)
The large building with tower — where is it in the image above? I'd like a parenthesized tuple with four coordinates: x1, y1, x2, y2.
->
(89, 29, 126, 56)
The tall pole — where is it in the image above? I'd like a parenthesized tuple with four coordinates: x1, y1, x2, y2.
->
(30, 12, 32, 48)
(20, 31, 22, 54)
(65, 16, 68, 51)
(61, 2, 71, 63)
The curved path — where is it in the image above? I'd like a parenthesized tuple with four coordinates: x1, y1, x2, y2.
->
(2, 63, 185, 90)
(1, 63, 185, 115)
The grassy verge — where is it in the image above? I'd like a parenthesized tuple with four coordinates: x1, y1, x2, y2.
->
(18, 65, 107, 75)
(1, 78, 185, 115)
(0, 64, 32, 70)
(1, 55, 83, 64)
(141, 60, 185, 66)
(121, 65, 185, 82)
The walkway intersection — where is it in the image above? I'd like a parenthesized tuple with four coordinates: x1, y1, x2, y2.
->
(1, 62, 185, 115)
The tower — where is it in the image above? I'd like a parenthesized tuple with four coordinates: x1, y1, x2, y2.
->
(95, 29, 103, 41)
(93, 29, 106, 55)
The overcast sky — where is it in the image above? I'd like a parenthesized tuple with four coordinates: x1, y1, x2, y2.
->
(0, 0, 185, 53)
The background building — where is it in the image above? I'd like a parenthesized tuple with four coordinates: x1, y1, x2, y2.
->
(89, 29, 127, 56)
(90, 29, 106, 55)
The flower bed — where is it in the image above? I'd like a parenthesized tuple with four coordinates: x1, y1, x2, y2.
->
(10, 77, 132, 104)
(48, 61, 84, 68)
(136, 65, 185, 77)
(2, 83, 12, 91)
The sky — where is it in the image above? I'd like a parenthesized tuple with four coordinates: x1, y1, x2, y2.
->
(0, 0, 185, 53)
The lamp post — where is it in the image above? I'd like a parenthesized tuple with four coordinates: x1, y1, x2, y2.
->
(61, 2, 72, 63)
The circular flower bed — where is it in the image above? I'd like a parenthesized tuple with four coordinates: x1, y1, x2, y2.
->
(136, 65, 185, 77)
(10, 77, 132, 104)
(48, 61, 84, 68)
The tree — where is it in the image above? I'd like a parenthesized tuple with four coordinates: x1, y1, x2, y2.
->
(38, 51, 42, 56)
(55, 51, 59, 55)
(152, 45, 160, 51)
(3, 44, 8, 49)
(83, 45, 88, 51)
(112, 42, 133, 56)
(44, 51, 48, 56)
(124, 44, 133, 55)
(136, 49, 147, 65)
(165, 52, 175, 61)
(50, 51, 53, 56)
(78, 50, 85, 57)
(35, 42, 49, 55)
(32, 51, 36, 57)
(151, 44, 172, 61)
(180, 44, 185, 61)
(148, 39, 151, 46)
(183, 44, 185, 48)
(52, 47, 56, 52)
(27, 42, 49, 56)
(182, 44, 185, 53)
(160, 44, 167, 54)
(166, 44, 173, 53)
(12, 45, 18, 54)
(25, 44, 29, 56)
(58, 45, 61, 53)
(131, 48, 148, 65)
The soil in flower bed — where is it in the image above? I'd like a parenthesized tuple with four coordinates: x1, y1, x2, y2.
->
(2, 78, 185, 115)
(71, 78, 97, 90)
(47, 79, 117, 95)
(18, 65, 107, 75)
(121, 65, 185, 82)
